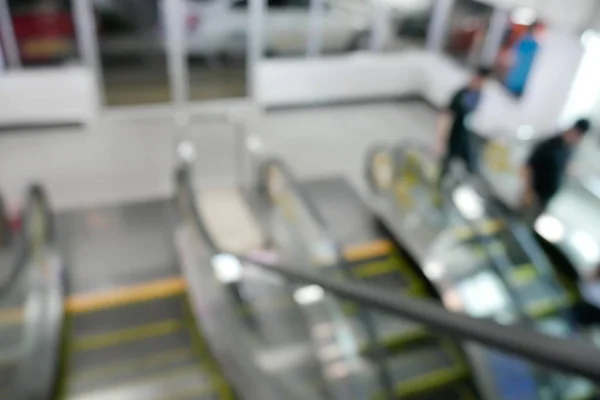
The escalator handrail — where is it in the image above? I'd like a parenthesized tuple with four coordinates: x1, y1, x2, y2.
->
(11, 184, 64, 400)
(257, 156, 398, 398)
(175, 162, 600, 383)
(0, 184, 51, 303)
(257, 156, 331, 231)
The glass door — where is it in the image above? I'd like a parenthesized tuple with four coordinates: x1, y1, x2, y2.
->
(184, 0, 247, 101)
(92, 0, 171, 106)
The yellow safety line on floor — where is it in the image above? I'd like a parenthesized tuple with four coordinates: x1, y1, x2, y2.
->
(527, 296, 574, 319)
(452, 219, 504, 241)
(84, 364, 212, 398)
(343, 239, 394, 261)
(509, 264, 537, 285)
(182, 297, 235, 400)
(73, 319, 184, 352)
(395, 365, 469, 398)
(158, 383, 215, 400)
(0, 307, 22, 325)
(360, 329, 430, 354)
(65, 277, 187, 314)
(352, 259, 398, 278)
(73, 347, 192, 384)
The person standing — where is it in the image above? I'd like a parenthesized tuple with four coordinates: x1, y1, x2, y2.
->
(521, 119, 590, 221)
(437, 67, 491, 184)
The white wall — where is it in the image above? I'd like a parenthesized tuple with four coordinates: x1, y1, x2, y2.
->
(0, 66, 98, 127)
(477, 0, 596, 31)
(255, 52, 427, 107)
(255, 44, 581, 137)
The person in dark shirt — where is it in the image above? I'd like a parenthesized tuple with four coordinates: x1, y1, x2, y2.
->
(437, 67, 491, 183)
(522, 118, 591, 218)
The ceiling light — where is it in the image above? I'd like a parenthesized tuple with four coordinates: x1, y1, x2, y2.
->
(177, 140, 197, 163)
(452, 185, 485, 220)
(534, 214, 565, 243)
(570, 230, 600, 264)
(294, 285, 324, 305)
(211, 253, 243, 284)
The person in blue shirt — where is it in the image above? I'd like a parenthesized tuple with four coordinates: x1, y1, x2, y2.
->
(437, 67, 491, 184)
(522, 118, 591, 218)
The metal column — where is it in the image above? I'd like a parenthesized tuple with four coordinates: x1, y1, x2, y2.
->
(72, 0, 105, 106)
(307, 0, 325, 56)
(0, 0, 20, 68)
(481, 8, 509, 66)
(369, 0, 389, 52)
(248, 0, 266, 100)
(164, 0, 188, 106)
(426, 0, 455, 52)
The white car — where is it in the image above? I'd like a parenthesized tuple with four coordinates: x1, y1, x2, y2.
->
(185, 0, 376, 57)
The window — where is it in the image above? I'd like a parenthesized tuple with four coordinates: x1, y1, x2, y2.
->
(267, 0, 310, 9)
(232, 0, 248, 9)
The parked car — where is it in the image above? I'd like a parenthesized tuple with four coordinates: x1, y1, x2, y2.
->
(185, 0, 377, 57)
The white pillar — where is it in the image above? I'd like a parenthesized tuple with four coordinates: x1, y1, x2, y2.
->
(164, 0, 188, 106)
(73, 0, 104, 107)
(481, 8, 509, 66)
(248, 0, 266, 99)
(426, 0, 455, 52)
(0, 0, 20, 68)
(307, 0, 325, 56)
(369, 0, 389, 52)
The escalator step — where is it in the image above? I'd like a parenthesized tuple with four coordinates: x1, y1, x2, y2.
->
(70, 319, 189, 371)
(70, 365, 215, 400)
(0, 314, 22, 350)
(386, 341, 468, 397)
(0, 359, 17, 397)
(71, 295, 186, 337)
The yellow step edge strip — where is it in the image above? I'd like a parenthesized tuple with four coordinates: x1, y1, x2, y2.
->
(352, 259, 398, 279)
(73, 319, 184, 352)
(452, 219, 505, 241)
(81, 364, 214, 399)
(509, 264, 537, 286)
(158, 383, 216, 400)
(343, 239, 394, 262)
(65, 277, 187, 314)
(395, 365, 469, 398)
(73, 347, 192, 384)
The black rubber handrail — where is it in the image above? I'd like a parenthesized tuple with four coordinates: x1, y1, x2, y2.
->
(175, 161, 600, 384)
(257, 157, 331, 230)
(9, 183, 63, 400)
(257, 157, 398, 397)
(0, 184, 52, 303)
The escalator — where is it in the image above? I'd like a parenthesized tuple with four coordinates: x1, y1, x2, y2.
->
(363, 142, 577, 327)
(175, 153, 600, 400)
(56, 278, 230, 400)
(183, 160, 479, 399)
(45, 197, 234, 399)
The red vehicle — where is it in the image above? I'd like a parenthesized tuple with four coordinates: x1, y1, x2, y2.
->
(10, 3, 76, 65)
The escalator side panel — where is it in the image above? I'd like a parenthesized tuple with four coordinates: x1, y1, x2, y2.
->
(300, 177, 385, 247)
